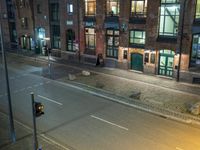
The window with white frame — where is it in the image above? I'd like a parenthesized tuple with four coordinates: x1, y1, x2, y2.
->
(131, 0, 148, 18)
(106, 0, 120, 16)
(67, 3, 73, 14)
(129, 30, 146, 45)
(85, 28, 96, 51)
(85, 0, 96, 16)
(159, 0, 180, 37)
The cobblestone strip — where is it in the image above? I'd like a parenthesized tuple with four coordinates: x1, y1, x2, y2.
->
(69, 81, 200, 126)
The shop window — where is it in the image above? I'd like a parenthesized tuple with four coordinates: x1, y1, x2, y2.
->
(106, 0, 120, 16)
(129, 30, 145, 46)
(51, 25, 60, 49)
(191, 34, 200, 66)
(66, 29, 75, 51)
(21, 17, 28, 28)
(131, 0, 147, 18)
(85, 0, 96, 16)
(150, 53, 155, 64)
(195, 0, 200, 20)
(67, 3, 73, 14)
(144, 53, 149, 63)
(85, 28, 96, 51)
(159, 0, 180, 37)
(106, 29, 119, 58)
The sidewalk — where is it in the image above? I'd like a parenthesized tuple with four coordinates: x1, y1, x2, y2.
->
(6, 52, 200, 121)
(0, 112, 63, 150)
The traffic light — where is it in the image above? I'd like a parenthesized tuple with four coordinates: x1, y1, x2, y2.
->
(34, 102, 44, 117)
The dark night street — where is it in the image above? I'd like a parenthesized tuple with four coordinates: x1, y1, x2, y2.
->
(0, 54, 200, 150)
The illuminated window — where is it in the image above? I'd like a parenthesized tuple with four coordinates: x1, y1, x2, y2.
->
(106, 29, 119, 58)
(131, 0, 147, 18)
(67, 3, 73, 14)
(159, 0, 180, 37)
(85, 28, 96, 51)
(196, 0, 200, 19)
(21, 17, 28, 28)
(106, 0, 120, 16)
(129, 30, 145, 45)
(85, 0, 96, 16)
(66, 29, 75, 51)
(191, 34, 200, 65)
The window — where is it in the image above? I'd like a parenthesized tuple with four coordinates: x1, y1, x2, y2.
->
(150, 53, 155, 64)
(9, 22, 17, 43)
(38, 28, 45, 39)
(50, 3, 59, 21)
(19, 0, 25, 8)
(66, 29, 75, 51)
(129, 30, 145, 46)
(21, 17, 28, 28)
(37, 4, 42, 14)
(191, 34, 200, 65)
(131, 0, 148, 18)
(196, 0, 200, 19)
(159, 0, 180, 37)
(67, 3, 73, 14)
(106, 29, 119, 58)
(106, 0, 120, 16)
(7, 4, 15, 19)
(144, 53, 149, 63)
(51, 25, 60, 49)
(85, 0, 96, 16)
(85, 28, 96, 51)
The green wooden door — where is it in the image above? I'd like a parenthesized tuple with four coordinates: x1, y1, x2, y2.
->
(159, 51, 174, 77)
(131, 53, 143, 71)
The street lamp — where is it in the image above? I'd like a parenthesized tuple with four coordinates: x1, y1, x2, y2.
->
(177, 0, 187, 82)
(0, 21, 16, 143)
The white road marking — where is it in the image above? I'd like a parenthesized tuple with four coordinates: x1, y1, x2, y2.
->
(40, 134, 71, 150)
(0, 112, 70, 150)
(39, 83, 44, 86)
(34, 84, 39, 87)
(13, 90, 18, 94)
(91, 115, 129, 131)
(176, 147, 184, 150)
(46, 81, 51, 84)
(37, 95, 63, 106)
(27, 86, 32, 89)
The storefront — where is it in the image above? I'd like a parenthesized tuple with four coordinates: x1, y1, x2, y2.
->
(158, 50, 175, 77)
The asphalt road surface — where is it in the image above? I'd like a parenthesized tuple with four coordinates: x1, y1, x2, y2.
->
(0, 58, 200, 150)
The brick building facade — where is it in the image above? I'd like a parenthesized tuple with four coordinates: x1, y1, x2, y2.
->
(1, 0, 200, 83)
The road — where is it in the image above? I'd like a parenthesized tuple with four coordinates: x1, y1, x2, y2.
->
(0, 57, 200, 150)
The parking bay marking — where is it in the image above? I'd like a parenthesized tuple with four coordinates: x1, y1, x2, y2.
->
(37, 95, 63, 106)
(91, 115, 129, 131)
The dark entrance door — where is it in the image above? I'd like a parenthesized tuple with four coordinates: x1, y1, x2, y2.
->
(159, 50, 174, 77)
(131, 53, 143, 71)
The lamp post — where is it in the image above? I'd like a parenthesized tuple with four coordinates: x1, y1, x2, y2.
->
(177, 0, 187, 82)
(0, 22, 16, 143)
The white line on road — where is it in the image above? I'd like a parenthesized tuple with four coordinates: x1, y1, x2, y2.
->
(176, 147, 184, 150)
(37, 95, 63, 106)
(91, 115, 129, 131)
(40, 134, 71, 150)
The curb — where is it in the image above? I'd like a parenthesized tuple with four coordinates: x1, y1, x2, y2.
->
(7, 52, 200, 126)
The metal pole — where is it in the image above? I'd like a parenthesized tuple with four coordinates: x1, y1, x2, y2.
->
(77, 0, 81, 63)
(31, 92, 38, 150)
(177, 0, 186, 82)
(0, 22, 16, 143)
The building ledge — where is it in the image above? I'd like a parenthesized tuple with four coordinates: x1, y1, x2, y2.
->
(129, 17, 146, 24)
(157, 36, 177, 43)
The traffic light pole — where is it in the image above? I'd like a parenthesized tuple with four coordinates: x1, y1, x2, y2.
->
(31, 92, 38, 150)
(0, 22, 16, 143)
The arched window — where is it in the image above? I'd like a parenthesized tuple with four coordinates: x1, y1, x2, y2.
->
(66, 29, 75, 51)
